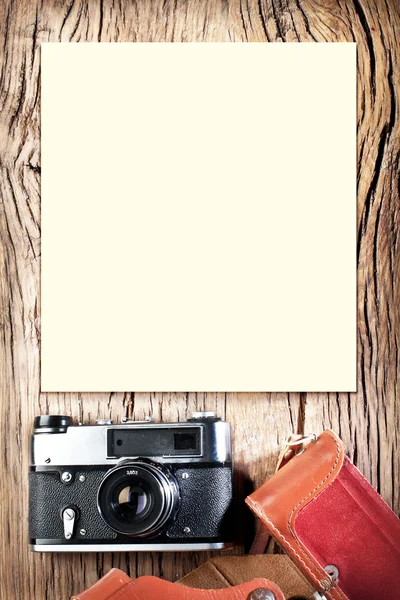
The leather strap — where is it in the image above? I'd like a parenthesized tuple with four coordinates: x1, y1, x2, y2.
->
(249, 522, 272, 555)
(72, 568, 286, 600)
(178, 556, 314, 600)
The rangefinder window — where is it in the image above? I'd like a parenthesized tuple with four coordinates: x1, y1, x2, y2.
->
(107, 427, 202, 458)
(174, 432, 197, 451)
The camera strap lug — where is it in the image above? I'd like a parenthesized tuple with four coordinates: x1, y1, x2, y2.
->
(62, 507, 76, 540)
(275, 433, 317, 473)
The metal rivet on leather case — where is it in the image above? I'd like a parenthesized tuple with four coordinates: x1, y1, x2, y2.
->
(247, 589, 276, 600)
(324, 564, 339, 583)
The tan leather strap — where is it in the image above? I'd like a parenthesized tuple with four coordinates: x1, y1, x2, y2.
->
(250, 522, 273, 555)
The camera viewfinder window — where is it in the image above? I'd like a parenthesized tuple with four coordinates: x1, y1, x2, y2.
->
(174, 433, 197, 452)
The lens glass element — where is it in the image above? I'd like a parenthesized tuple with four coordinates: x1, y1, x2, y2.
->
(112, 482, 152, 523)
(118, 486, 147, 515)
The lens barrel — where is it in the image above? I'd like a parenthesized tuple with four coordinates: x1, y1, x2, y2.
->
(97, 459, 180, 537)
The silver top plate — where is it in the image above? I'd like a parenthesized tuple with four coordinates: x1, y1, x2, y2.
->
(30, 420, 231, 466)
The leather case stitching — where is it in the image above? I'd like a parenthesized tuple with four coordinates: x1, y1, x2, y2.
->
(346, 458, 400, 517)
(289, 431, 341, 519)
(287, 431, 347, 600)
(249, 502, 332, 596)
(247, 431, 348, 600)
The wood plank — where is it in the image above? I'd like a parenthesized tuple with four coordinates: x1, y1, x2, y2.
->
(0, 0, 398, 598)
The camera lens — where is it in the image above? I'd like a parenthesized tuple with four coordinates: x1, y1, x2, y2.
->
(98, 459, 180, 537)
(112, 483, 152, 522)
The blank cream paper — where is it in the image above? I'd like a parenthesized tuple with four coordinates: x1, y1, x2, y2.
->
(41, 42, 356, 392)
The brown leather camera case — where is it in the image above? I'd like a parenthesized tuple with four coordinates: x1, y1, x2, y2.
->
(246, 430, 400, 600)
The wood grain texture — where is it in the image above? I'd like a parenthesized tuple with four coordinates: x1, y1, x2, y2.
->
(0, 1, 398, 598)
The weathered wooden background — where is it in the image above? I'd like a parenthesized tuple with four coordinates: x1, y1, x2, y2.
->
(0, 0, 399, 598)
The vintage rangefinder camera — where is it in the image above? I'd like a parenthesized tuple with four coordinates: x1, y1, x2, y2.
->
(29, 412, 233, 552)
